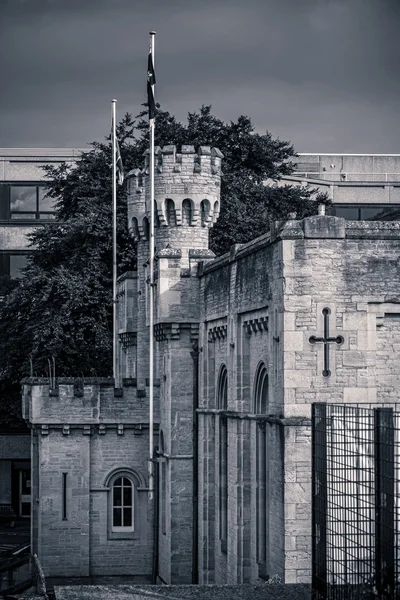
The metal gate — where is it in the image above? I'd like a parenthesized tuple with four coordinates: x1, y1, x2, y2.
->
(312, 403, 400, 599)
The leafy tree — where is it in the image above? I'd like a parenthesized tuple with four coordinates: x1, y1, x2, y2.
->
(0, 105, 328, 427)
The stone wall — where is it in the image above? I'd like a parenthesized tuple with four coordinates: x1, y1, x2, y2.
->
(198, 216, 400, 585)
(25, 379, 154, 581)
(198, 235, 286, 584)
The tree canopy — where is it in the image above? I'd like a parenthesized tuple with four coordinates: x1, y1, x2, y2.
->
(0, 105, 328, 427)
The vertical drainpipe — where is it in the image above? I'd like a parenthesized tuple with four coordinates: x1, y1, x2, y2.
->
(191, 341, 200, 584)
(151, 449, 160, 584)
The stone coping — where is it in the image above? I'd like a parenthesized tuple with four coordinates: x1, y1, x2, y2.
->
(201, 216, 400, 276)
(55, 584, 311, 600)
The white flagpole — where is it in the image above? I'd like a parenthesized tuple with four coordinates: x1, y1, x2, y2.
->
(148, 31, 156, 500)
(112, 99, 119, 389)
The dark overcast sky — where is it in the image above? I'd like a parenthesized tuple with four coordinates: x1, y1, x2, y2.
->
(0, 0, 399, 152)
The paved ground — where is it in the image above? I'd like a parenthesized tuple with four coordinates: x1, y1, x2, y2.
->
(0, 520, 32, 595)
(55, 584, 312, 600)
(0, 528, 312, 600)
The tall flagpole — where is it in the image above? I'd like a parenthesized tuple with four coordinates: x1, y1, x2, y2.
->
(112, 99, 119, 389)
(148, 31, 156, 500)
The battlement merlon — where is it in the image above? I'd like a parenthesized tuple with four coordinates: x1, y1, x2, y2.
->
(126, 146, 223, 241)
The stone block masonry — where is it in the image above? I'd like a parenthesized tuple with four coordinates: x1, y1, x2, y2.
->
(198, 216, 400, 584)
(25, 143, 400, 589)
(24, 378, 154, 581)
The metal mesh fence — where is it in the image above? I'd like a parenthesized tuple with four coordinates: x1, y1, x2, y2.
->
(312, 403, 400, 599)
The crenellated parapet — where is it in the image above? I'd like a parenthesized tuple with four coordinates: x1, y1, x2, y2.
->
(22, 377, 159, 428)
(126, 145, 223, 242)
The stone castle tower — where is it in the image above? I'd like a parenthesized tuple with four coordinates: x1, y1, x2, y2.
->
(23, 145, 223, 584)
(123, 145, 224, 583)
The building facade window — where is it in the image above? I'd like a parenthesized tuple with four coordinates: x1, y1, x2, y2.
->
(0, 252, 29, 279)
(218, 365, 228, 553)
(0, 184, 56, 221)
(112, 476, 134, 531)
(328, 204, 400, 221)
(107, 473, 135, 534)
(105, 468, 146, 540)
(254, 362, 269, 579)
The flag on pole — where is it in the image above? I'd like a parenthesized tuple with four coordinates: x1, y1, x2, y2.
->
(115, 138, 124, 185)
(147, 42, 156, 120)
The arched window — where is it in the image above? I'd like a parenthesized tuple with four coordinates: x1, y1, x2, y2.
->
(154, 201, 160, 227)
(111, 475, 134, 532)
(213, 201, 220, 222)
(130, 217, 139, 240)
(218, 365, 228, 553)
(105, 468, 145, 539)
(165, 199, 176, 226)
(254, 363, 269, 578)
(142, 217, 149, 241)
(200, 199, 210, 226)
(182, 199, 193, 226)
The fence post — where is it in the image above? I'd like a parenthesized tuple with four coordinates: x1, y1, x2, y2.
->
(312, 403, 327, 599)
(374, 407, 395, 599)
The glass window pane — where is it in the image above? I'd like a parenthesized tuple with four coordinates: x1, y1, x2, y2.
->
(113, 486, 122, 506)
(122, 477, 131, 488)
(113, 507, 122, 527)
(260, 373, 268, 413)
(11, 213, 36, 220)
(39, 213, 56, 220)
(114, 477, 122, 487)
(10, 255, 28, 278)
(123, 507, 132, 526)
(361, 206, 392, 220)
(123, 486, 132, 506)
(38, 187, 56, 212)
(334, 206, 360, 220)
(0, 254, 10, 277)
(10, 187, 37, 212)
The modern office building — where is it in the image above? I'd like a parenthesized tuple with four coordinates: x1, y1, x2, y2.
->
(282, 153, 400, 220)
(0, 148, 85, 522)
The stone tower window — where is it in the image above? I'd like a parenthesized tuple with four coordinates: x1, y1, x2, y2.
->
(217, 364, 228, 554)
(131, 217, 139, 240)
(165, 199, 176, 226)
(154, 201, 160, 227)
(254, 362, 269, 579)
(200, 199, 211, 226)
(143, 217, 150, 241)
(182, 199, 193, 226)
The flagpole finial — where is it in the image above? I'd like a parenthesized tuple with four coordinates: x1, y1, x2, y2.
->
(112, 99, 117, 103)
(149, 30, 156, 35)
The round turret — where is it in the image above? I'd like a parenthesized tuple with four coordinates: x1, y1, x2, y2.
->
(126, 145, 223, 248)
